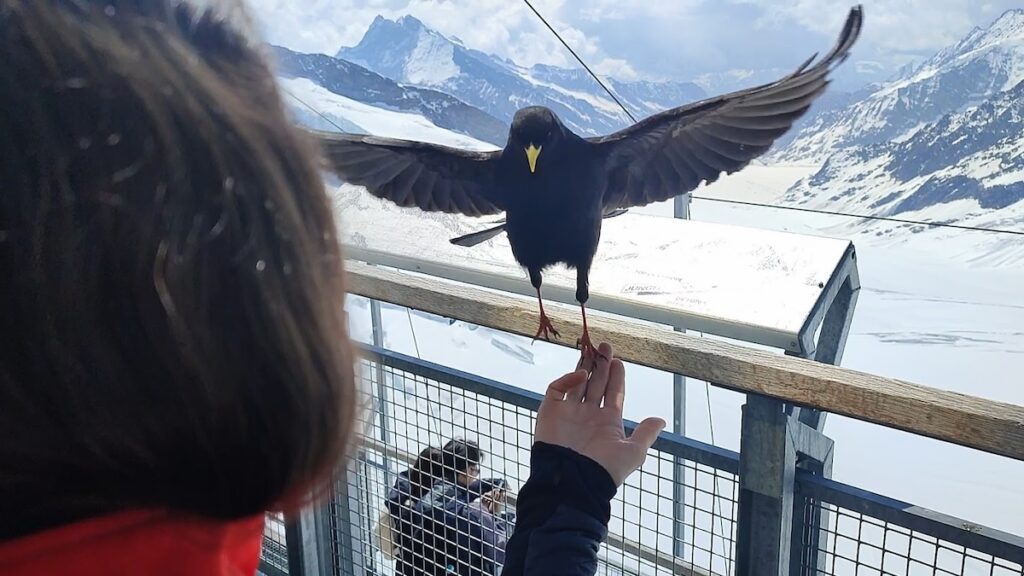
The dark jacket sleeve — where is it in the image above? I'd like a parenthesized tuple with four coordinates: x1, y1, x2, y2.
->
(500, 442, 617, 576)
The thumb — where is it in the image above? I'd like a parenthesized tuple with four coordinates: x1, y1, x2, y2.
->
(628, 417, 666, 450)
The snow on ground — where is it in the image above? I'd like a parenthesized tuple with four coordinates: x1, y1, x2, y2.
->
(339, 162, 1023, 542)
(637, 166, 1024, 535)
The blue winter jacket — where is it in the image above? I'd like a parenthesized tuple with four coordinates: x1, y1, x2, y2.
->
(398, 442, 616, 576)
(500, 442, 616, 576)
(385, 470, 433, 576)
(413, 477, 510, 576)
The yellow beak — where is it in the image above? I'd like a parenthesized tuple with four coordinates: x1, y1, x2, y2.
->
(525, 144, 542, 174)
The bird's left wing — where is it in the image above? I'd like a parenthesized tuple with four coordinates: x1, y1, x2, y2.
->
(313, 131, 505, 217)
(590, 6, 862, 210)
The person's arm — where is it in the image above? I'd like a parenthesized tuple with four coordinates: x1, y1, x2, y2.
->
(467, 478, 506, 501)
(501, 343, 665, 576)
(500, 443, 614, 576)
(461, 503, 509, 576)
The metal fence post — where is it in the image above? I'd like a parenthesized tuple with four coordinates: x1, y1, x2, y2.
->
(330, 457, 368, 576)
(736, 395, 796, 575)
(736, 392, 836, 576)
(788, 420, 835, 576)
(370, 300, 393, 490)
(284, 516, 306, 576)
(282, 504, 337, 576)
(672, 191, 691, 558)
(672, 366, 687, 558)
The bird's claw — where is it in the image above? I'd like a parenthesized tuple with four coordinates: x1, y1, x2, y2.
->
(576, 330, 608, 362)
(532, 314, 560, 343)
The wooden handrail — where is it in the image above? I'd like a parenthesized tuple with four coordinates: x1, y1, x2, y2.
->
(346, 261, 1024, 462)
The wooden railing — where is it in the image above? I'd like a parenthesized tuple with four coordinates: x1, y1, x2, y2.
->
(346, 261, 1024, 462)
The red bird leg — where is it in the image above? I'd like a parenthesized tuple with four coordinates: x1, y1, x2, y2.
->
(574, 267, 607, 361)
(532, 287, 560, 342)
(577, 303, 607, 360)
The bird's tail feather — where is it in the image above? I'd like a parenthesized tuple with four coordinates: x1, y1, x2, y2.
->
(449, 208, 629, 248)
(450, 224, 507, 247)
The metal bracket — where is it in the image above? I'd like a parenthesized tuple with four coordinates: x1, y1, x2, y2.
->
(788, 244, 861, 431)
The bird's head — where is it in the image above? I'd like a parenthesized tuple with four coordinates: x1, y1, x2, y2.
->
(509, 106, 563, 175)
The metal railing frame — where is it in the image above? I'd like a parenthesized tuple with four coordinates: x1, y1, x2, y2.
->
(263, 342, 1023, 576)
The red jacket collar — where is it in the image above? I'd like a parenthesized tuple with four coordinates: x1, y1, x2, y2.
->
(0, 509, 265, 576)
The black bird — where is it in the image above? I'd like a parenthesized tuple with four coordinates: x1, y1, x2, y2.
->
(315, 6, 863, 357)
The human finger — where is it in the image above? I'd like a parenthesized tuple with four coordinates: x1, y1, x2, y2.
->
(566, 356, 592, 402)
(604, 358, 626, 413)
(544, 369, 587, 400)
(583, 342, 614, 405)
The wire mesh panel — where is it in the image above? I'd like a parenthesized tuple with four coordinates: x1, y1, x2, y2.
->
(800, 504, 1024, 576)
(260, 512, 290, 576)
(795, 476, 1024, 576)
(256, 344, 1024, 576)
(324, 351, 741, 576)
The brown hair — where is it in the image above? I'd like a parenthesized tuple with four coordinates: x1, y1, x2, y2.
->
(0, 0, 357, 539)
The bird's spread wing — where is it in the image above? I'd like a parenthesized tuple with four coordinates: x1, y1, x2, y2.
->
(591, 6, 863, 210)
(313, 131, 505, 217)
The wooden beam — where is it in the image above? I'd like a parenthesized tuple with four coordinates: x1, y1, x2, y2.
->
(345, 261, 1024, 462)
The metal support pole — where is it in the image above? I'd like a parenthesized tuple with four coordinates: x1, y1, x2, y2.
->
(285, 516, 306, 576)
(674, 192, 691, 220)
(286, 504, 338, 576)
(672, 192, 690, 557)
(331, 458, 368, 576)
(736, 395, 834, 575)
(789, 435, 834, 576)
(672, 366, 687, 557)
(370, 300, 393, 490)
(736, 395, 796, 575)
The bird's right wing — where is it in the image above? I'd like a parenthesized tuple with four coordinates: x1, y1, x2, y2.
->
(590, 6, 863, 210)
(313, 131, 506, 217)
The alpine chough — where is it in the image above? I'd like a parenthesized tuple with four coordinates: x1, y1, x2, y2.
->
(315, 6, 863, 357)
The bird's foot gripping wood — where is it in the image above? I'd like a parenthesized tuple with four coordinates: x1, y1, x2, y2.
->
(532, 312, 560, 343)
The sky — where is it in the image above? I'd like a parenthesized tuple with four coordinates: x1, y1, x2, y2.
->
(243, 0, 1022, 90)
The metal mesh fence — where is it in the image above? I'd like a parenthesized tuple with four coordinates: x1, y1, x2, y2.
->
(321, 353, 740, 576)
(801, 503, 1024, 576)
(258, 345, 1024, 576)
(260, 512, 290, 576)
(794, 478, 1024, 576)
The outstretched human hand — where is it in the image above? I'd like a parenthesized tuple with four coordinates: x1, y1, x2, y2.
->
(534, 342, 666, 486)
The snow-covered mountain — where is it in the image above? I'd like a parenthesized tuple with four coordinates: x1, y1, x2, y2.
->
(271, 45, 508, 146)
(336, 15, 706, 136)
(767, 9, 1024, 264)
(276, 75, 499, 153)
(784, 80, 1024, 262)
(776, 9, 1024, 164)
